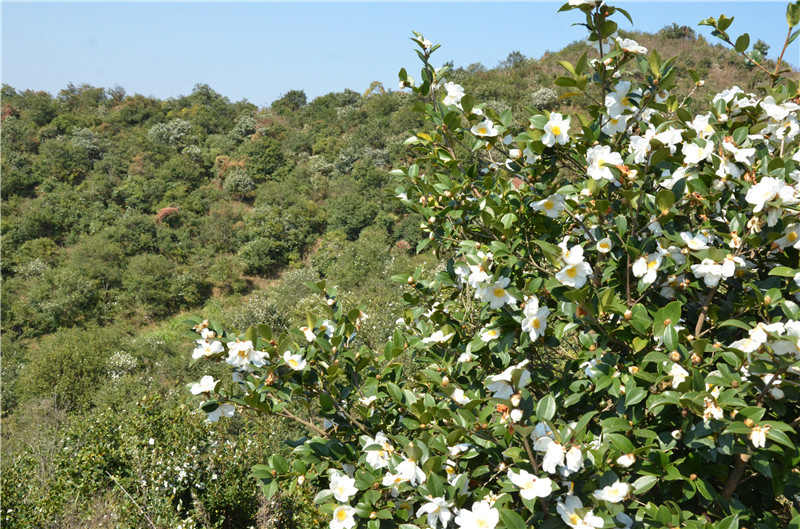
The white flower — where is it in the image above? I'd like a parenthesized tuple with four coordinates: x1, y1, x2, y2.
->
(522, 296, 550, 342)
(703, 397, 724, 421)
(451, 388, 471, 405)
(596, 237, 612, 253)
(542, 113, 571, 147)
(329, 472, 358, 502)
(192, 339, 225, 359)
(669, 363, 689, 388)
(690, 113, 716, 138)
(205, 402, 235, 422)
(226, 340, 267, 368)
(330, 505, 356, 529)
(556, 261, 593, 288)
(749, 424, 770, 449)
(655, 128, 684, 154)
(148, 438, 155, 445)
(507, 469, 553, 500)
(359, 395, 378, 407)
(616, 453, 635, 467)
(454, 501, 499, 529)
(318, 320, 335, 338)
(691, 258, 724, 287)
(283, 351, 307, 371)
(557, 495, 604, 529)
(629, 127, 656, 163)
(632, 253, 661, 284)
(593, 480, 630, 503)
(458, 352, 474, 363)
(722, 139, 755, 165)
(471, 119, 499, 138)
(417, 497, 454, 529)
(190, 375, 217, 395)
(774, 223, 800, 250)
(564, 446, 584, 474)
(423, 330, 455, 344)
(480, 328, 501, 342)
(532, 194, 566, 218)
(617, 37, 647, 54)
(467, 265, 491, 288)
(299, 326, 316, 342)
(443, 82, 465, 107)
(560, 242, 586, 265)
(533, 437, 566, 474)
(364, 433, 393, 470)
(602, 115, 628, 136)
(396, 457, 426, 485)
(381, 472, 408, 497)
(476, 277, 516, 309)
(606, 81, 635, 118)
(682, 140, 713, 165)
(680, 231, 709, 250)
(746, 177, 784, 213)
(487, 360, 531, 400)
(586, 145, 623, 181)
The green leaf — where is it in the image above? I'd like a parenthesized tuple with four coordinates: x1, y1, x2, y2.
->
(499, 508, 527, 529)
(537, 395, 556, 421)
(633, 475, 659, 493)
(314, 489, 335, 504)
(789, 2, 800, 27)
(656, 189, 676, 212)
(769, 266, 798, 277)
(718, 515, 739, 529)
(734, 33, 750, 53)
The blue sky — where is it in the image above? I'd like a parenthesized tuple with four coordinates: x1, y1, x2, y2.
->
(2, 2, 797, 107)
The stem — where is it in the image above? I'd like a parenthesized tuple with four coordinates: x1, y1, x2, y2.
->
(773, 26, 795, 81)
(694, 284, 719, 337)
(720, 453, 751, 500)
(275, 410, 330, 438)
(106, 471, 157, 529)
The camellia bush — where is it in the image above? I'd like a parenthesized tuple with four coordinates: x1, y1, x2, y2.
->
(186, 2, 800, 528)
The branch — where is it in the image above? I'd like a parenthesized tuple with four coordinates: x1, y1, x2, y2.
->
(275, 410, 330, 438)
(694, 284, 719, 337)
(106, 471, 157, 529)
(720, 453, 750, 500)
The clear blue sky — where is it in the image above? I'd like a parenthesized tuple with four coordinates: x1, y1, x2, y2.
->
(2, 2, 797, 108)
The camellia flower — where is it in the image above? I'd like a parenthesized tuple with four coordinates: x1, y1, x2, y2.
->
(451, 388, 471, 405)
(476, 277, 516, 309)
(205, 402, 235, 422)
(669, 363, 689, 388)
(329, 471, 358, 502)
(745, 176, 784, 213)
(443, 82, 465, 106)
(682, 140, 713, 165)
(364, 432, 393, 470)
(593, 480, 630, 503)
(556, 260, 593, 288)
(616, 453, 635, 467)
(531, 194, 566, 218)
(533, 437, 566, 474)
(487, 360, 531, 400)
(774, 223, 800, 250)
(616, 36, 647, 54)
(557, 495, 604, 529)
(454, 500, 499, 529)
(703, 397, 724, 421)
(417, 497, 454, 529)
(606, 81, 635, 118)
(691, 258, 724, 287)
(522, 295, 550, 342)
(680, 231, 709, 250)
(586, 145, 623, 181)
(192, 339, 225, 359)
(396, 457, 426, 485)
(190, 375, 217, 395)
(422, 329, 455, 344)
(381, 472, 408, 497)
(542, 113, 571, 147)
(632, 253, 661, 284)
(596, 237, 612, 253)
(471, 119, 499, 138)
(226, 340, 267, 368)
(283, 351, 307, 371)
(480, 327, 501, 342)
(749, 424, 770, 448)
(330, 505, 357, 529)
(507, 468, 553, 500)
(299, 326, 316, 343)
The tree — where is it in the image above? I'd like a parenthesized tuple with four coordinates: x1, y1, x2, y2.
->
(188, 3, 800, 528)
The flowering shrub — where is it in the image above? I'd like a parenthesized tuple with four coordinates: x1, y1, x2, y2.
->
(188, 3, 800, 528)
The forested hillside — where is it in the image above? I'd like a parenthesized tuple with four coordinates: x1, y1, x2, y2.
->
(0, 25, 791, 528)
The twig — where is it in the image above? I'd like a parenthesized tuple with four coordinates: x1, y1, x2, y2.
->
(694, 284, 719, 337)
(106, 471, 157, 529)
(275, 410, 330, 438)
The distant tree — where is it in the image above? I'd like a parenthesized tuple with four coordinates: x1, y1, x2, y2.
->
(271, 89, 307, 114)
(659, 22, 696, 39)
(499, 50, 527, 69)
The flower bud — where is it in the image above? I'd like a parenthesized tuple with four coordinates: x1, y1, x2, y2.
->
(744, 418, 754, 427)
(691, 353, 701, 364)
(669, 351, 681, 362)
(671, 429, 683, 440)
(731, 380, 740, 388)
(429, 216, 436, 224)
(510, 393, 521, 407)
(297, 475, 306, 485)
(441, 376, 449, 387)
(624, 310, 632, 320)
(628, 366, 639, 375)
(407, 276, 415, 284)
